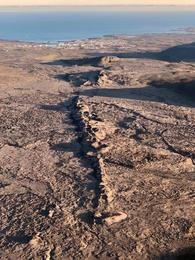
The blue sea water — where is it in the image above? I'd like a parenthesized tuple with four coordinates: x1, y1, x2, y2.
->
(0, 6, 195, 43)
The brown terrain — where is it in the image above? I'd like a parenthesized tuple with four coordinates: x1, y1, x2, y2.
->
(0, 33, 195, 259)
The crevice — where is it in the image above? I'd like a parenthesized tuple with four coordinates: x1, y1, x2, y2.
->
(104, 158, 134, 169)
(45, 246, 56, 260)
(159, 129, 195, 165)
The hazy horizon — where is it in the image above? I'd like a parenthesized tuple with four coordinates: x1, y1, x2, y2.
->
(1, 5, 195, 13)
(1, 4, 195, 14)
(1, 0, 195, 6)
(1, 4, 195, 6)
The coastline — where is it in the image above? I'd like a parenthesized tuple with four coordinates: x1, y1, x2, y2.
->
(1, 6, 195, 43)
(0, 29, 195, 47)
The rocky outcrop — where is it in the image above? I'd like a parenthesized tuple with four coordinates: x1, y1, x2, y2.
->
(99, 56, 120, 66)
(70, 96, 127, 225)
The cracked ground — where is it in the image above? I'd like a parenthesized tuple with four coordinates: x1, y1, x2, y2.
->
(0, 34, 195, 259)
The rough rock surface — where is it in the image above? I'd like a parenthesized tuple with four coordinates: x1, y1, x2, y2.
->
(0, 34, 195, 259)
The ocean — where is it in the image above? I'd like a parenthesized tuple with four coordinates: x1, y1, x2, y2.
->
(0, 6, 195, 43)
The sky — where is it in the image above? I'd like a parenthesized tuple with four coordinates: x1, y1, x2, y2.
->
(0, 0, 195, 6)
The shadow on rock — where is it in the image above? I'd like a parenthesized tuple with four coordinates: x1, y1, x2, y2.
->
(43, 42, 195, 76)
(51, 141, 80, 156)
(43, 57, 103, 67)
(150, 78, 195, 101)
(86, 41, 195, 63)
(158, 42, 195, 62)
(80, 82, 195, 107)
(54, 70, 100, 86)
(155, 247, 195, 260)
(38, 102, 68, 111)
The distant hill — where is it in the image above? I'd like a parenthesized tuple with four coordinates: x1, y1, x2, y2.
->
(158, 42, 195, 62)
